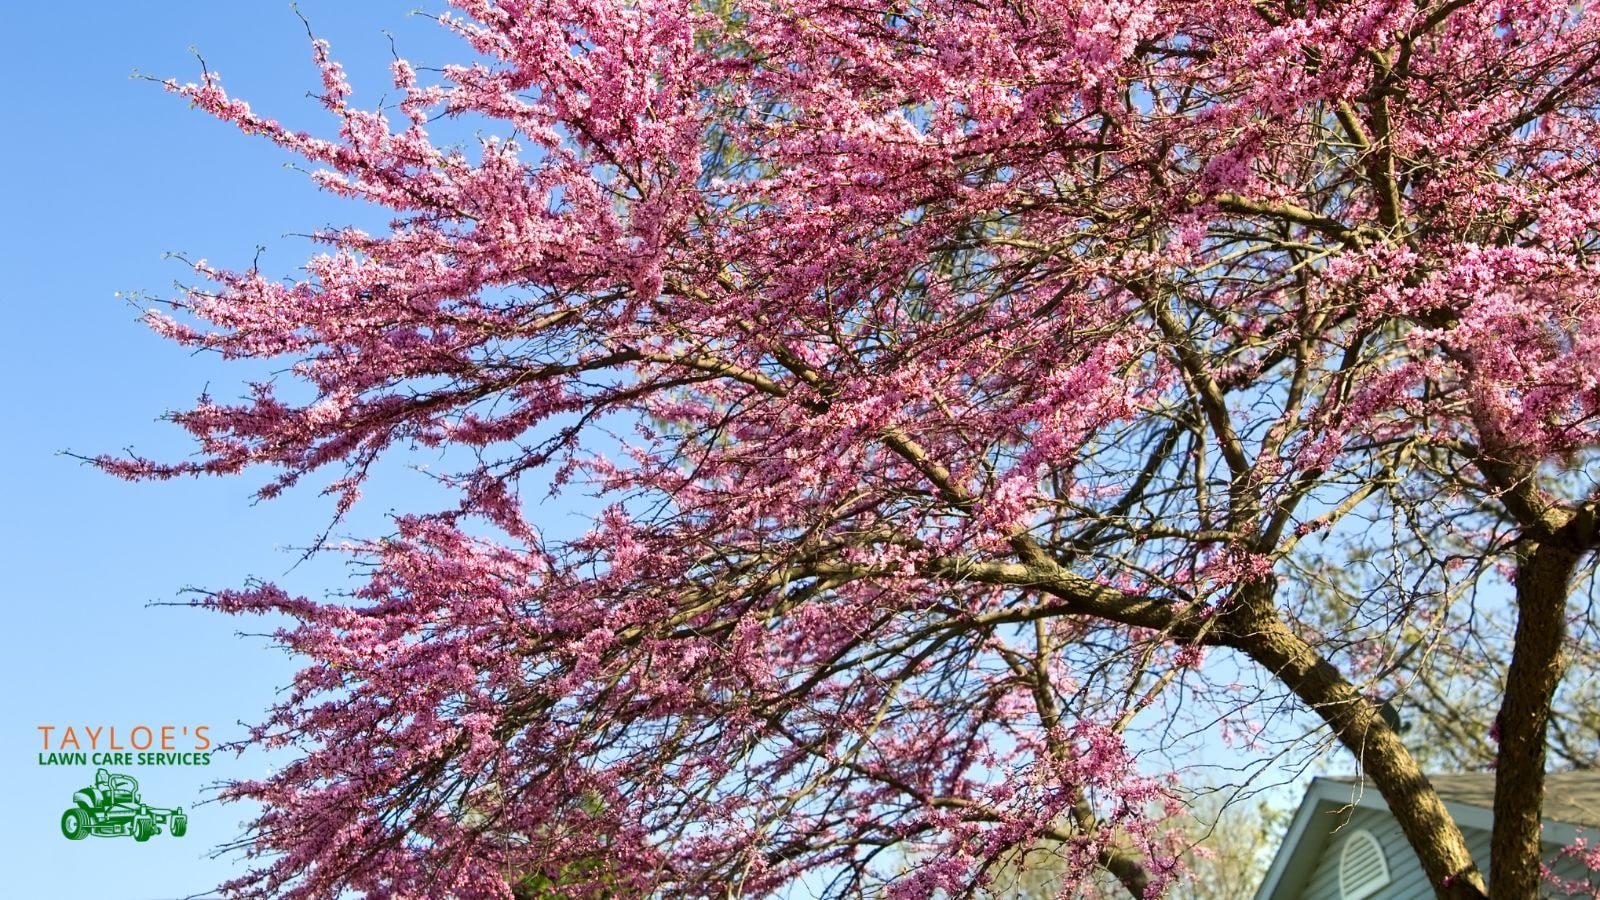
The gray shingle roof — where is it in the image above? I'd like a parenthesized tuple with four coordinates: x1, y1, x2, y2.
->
(1332, 772, 1600, 828)
(1436, 772, 1600, 828)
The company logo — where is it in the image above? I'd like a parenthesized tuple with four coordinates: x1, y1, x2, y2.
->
(59, 768, 188, 842)
(38, 725, 211, 843)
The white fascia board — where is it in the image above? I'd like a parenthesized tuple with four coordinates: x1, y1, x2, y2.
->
(1254, 778, 1362, 900)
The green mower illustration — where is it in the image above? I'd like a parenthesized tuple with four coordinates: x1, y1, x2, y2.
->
(60, 768, 187, 841)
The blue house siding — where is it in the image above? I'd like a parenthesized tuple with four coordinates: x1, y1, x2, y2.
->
(1294, 806, 1486, 900)
(1299, 807, 1440, 900)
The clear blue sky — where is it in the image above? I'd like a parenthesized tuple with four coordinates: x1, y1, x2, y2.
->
(0, 5, 473, 897)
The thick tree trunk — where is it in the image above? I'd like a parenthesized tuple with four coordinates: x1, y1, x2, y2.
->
(1229, 603, 1489, 900)
(1490, 540, 1579, 899)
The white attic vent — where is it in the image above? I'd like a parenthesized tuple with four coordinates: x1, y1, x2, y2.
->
(1339, 829, 1392, 900)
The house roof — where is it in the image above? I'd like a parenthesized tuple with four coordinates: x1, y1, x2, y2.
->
(1406, 772, 1600, 829)
(1253, 772, 1600, 900)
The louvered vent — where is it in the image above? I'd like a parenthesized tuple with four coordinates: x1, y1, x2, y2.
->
(1339, 829, 1391, 900)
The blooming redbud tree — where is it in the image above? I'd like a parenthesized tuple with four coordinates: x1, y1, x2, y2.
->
(103, 0, 1600, 897)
